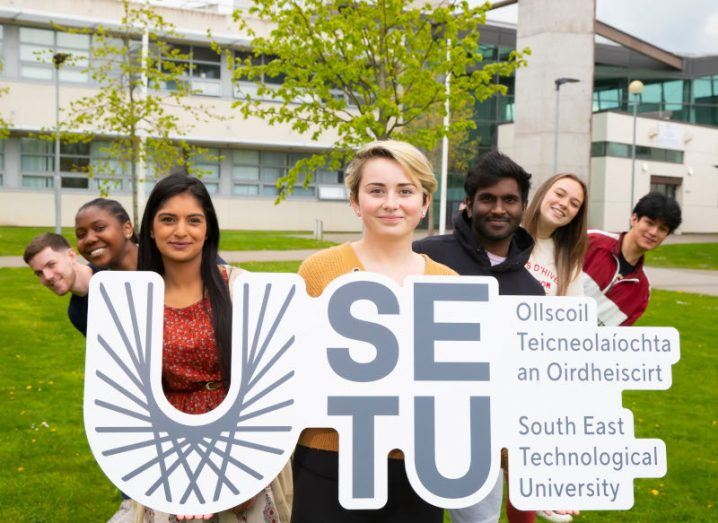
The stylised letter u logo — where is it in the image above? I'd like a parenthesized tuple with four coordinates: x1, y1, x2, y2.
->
(84, 272, 302, 515)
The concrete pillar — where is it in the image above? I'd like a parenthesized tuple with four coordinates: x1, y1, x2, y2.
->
(512, 0, 595, 190)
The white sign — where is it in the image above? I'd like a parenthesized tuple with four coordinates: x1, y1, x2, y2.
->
(654, 122, 684, 150)
(84, 272, 679, 514)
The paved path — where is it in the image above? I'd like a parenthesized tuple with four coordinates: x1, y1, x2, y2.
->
(644, 266, 718, 296)
(4, 250, 718, 296)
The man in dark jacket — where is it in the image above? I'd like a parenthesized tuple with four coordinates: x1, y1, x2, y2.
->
(413, 150, 543, 523)
(414, 150, 543, 297)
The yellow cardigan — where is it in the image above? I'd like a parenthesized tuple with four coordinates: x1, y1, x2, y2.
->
(297, 242, 456, 456)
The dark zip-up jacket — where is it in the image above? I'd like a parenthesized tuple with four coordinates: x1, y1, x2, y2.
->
(413, 210, 545, 296)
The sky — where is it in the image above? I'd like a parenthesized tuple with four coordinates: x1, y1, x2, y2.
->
(483, 0, 718, 56)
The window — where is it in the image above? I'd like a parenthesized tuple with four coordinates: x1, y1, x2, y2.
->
(21, 138, 91, 189)
(650, 176, 681, 199)
(233, 51, 286, 98)
(232, 149, 334, 198)
(19, 27, 90, 82)
(590, 141, 684, 164)
(90, 141, 130, 191)
(191, 148, 221, 194)
(162, 43, 221, 96)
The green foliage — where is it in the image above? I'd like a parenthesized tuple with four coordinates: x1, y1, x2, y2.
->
(230, 0, 528, 200)
(219, 230, 335, 251)
(49, 0, 222, 226)
(234, 260, 302, 273)
(646, 243, 718, 271)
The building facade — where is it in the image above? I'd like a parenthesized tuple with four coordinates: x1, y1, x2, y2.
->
(0, 0, 716, 233)
(0, 0, 357, 231)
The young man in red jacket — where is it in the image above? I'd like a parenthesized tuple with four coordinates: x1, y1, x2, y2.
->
(583, 192, 682, 326)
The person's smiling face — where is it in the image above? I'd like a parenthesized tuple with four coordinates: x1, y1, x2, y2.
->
(350, 157, 429, 239)
(75, 206, 133, 268)
(151, 191, 207, 264)
(539, 177, 585, 232)
(627, 214, 671, 252)
(467, 177, 525, 248)
(28, 246, 77, 296)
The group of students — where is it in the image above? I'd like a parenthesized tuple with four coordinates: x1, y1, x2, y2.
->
(23, 140, 682, 523)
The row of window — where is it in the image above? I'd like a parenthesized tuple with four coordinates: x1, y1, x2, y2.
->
(12, 25, 291, 98)
(590, 141, 684, 164)
(7, 139, 346, 200)
(592, 74, 718, 127)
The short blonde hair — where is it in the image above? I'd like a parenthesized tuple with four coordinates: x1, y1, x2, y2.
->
(344, 140, 437, 202)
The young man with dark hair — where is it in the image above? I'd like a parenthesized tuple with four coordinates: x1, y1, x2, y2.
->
(23, 232, 93, 335)
(583, 191, 682, 326)
(414, 150, 543, 294)
(413, 150, 544, 523)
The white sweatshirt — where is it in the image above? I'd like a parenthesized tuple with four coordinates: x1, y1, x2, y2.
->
(525, 237, 584, 296)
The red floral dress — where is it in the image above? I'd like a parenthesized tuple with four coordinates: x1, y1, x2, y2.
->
(162, 272, 228, 414)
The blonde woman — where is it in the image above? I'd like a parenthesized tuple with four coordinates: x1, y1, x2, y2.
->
(291, 141, 455, 523)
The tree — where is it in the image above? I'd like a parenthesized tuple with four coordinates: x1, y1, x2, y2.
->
(231, 0, 528, 200)
(57, 0, 221, 227)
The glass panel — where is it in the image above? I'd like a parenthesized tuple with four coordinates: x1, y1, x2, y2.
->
(232, 165, 259, 180)
(261, 167, 283, 182)
(20, 44, 50, 63)
(289, 152, 311, 165)
(232, 150, 259, 164)
(22, 175, 53, 188)
(61, 176, 89, 189)
(204, 182, 219, 194)
(606, 142, 630, 157)
(61, 142, 90, 154)
(57, 32, 90, 48)
(22, 156, 53, 172)
(316, 170, 341, 184)
(20, 27, 54, 45)
(193, 46, 220, 63)
(232, 184, 259, 196)
(166, 43, 190, 56)
(289, 186, 315, 198)
(262, 151, 287, 166)
(479, 45, 496, 61)
(590, 142, 606, 156)
(196, 164, 220, 177)
(193, 63, 220, 79)
(22, 65, 52, 80)
(21, 139, 52, 154)
(60, 157, 90, 172)
(262, 185, 279, 196)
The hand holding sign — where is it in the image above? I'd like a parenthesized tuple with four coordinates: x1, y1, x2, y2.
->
(84, 271, 678, 515)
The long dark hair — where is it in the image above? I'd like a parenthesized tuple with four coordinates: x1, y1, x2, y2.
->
(138, 174, 232, 382)
(76, 198, 139, 244)
(524, 173, 588, 296)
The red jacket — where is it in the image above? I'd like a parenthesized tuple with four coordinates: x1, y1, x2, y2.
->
(582, 230, 650, 326)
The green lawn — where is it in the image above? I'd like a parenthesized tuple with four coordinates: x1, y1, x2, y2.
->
(1, 266, 715, 521)
(646, 243, 718, 271)
(0, 226, 334, 256)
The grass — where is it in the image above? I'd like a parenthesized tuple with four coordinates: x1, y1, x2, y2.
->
(646, 243, 718, 271)
(1, 265, 715, 521)
(0, 226, 335, 256)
